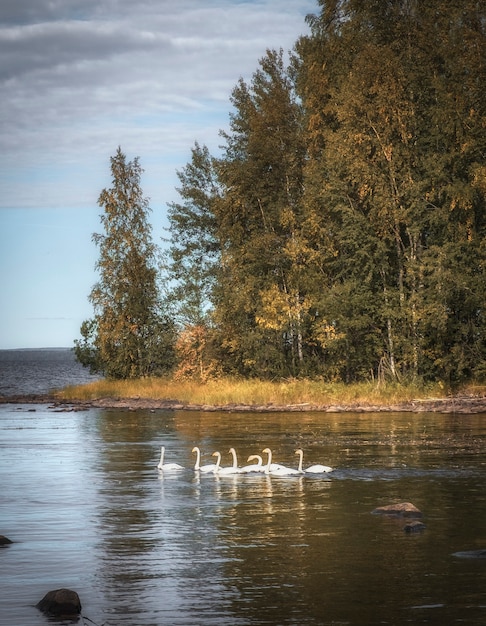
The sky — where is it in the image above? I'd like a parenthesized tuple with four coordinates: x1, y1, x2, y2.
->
(0, 0, 316, 349)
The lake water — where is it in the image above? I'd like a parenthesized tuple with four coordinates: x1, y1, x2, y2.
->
(0, 348, 100, 397)
(1, 402, 485, 625)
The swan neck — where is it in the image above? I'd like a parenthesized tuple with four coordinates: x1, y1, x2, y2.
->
(193, 447, 201, 470)
(296, 450, 303, 472)
(264, 449, 272, 472)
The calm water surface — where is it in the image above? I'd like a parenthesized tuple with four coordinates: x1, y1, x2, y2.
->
(0, 406, 485, 625)
(0, 348, 100, 396)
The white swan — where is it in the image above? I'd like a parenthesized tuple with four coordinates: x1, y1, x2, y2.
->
(295, 449, 333, 473)
(262, 448, 303, 475)
(192, 446, 221, 473)
(210, 451, 222, 472)
(239, 454, 264, 473)
(217, 447, 240, 474)
(157, 446, 184, 471)
(261, 448, 287, 472)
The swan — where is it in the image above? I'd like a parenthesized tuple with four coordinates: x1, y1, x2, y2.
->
(295, 449, 333, 473)
(261, 448, 287, 472)
(216, 447, 241, 475)
(239, 454, 264, 473)
(210, 451, 222, 472)
(157, 446, 184, 471)
(262, 448, 303, 475)
(192, 446, 221, 473)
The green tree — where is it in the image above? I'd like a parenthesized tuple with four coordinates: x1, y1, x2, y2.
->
(213, 49, 309, 377)
(165, 142, 220, 327)
(163, 0, 486, 383)
(294, 0, 486, 382)
(75, 147, 175, 378)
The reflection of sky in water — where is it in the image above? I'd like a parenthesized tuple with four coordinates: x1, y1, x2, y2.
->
(0, 405, 485, 625)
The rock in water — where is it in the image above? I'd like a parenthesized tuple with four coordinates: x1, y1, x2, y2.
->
(403, 520, 426, 533)
(371, 502, 423, 518)
(36, 588, 81, 616)
(0, 535, 13, 545)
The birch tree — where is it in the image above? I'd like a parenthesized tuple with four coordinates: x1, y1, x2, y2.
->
(75, 147, 175, 378)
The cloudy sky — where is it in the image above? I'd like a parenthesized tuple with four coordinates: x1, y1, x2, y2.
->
(0, 0, 316, 349)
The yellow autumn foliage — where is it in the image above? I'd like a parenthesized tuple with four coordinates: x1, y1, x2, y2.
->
(256, 285, 311, 331)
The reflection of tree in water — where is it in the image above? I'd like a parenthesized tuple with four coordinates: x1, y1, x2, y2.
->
(91, 410, 194, 622)
(208, 471, 332, 624)
(94, 443, 161, 621)
(93, 408, 185, 447)
(87, 407, 485, 625)
(184, 413, 486, 624)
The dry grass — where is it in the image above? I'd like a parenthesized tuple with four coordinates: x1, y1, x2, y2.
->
(57, 376, 453, 407)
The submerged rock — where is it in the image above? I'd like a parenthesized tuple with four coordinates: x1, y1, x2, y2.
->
(371, 502, 423, 518)
(452, 549, 486, 559)
(403, 520, 426, 533)
(36, 588, 81, 616)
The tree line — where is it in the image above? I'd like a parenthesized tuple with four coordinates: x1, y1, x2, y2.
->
(75, 0, 486, 385)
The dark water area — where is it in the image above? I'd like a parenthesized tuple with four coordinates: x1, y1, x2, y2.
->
(1, 403, 485, 625)
(0, 348, 100, 396)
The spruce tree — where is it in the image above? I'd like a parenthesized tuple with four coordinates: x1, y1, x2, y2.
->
(295, 0, 486, 382)
(165, 142, 220, 327)
(164, 0, 486, 383)
(214, 49, 308, 377)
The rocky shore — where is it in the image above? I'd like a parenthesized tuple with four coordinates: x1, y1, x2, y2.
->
(2, 393, 486, 413)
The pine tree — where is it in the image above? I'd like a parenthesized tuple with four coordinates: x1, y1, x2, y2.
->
(75, 148, 175, 378)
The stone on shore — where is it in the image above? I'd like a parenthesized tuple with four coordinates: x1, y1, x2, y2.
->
(2, 393, 486, 414)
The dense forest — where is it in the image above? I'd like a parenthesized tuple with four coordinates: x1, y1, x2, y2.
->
(77, 0, 486, 385)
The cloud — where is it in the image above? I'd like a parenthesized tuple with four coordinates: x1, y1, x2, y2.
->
(0, 0, 315, 209)
(0, 1, 317, 348)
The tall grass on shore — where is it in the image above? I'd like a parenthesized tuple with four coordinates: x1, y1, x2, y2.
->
(58, 376, 452, 407)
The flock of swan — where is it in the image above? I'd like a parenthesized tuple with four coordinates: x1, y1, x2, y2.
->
(157, 446, 333, 476)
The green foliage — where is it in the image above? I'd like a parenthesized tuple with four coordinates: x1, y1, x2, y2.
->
(162, 0, 486, 383)
(75, 148, 175, 378)
(73, 319, 103, 375)
(212, 49, 311, 377)
(165, 142, 221, 327)
(291, 0, 486, 382)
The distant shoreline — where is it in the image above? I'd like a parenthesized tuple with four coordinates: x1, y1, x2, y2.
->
(2, 393, 486, 414)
